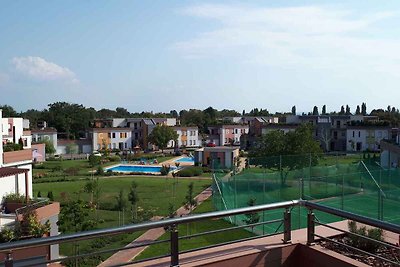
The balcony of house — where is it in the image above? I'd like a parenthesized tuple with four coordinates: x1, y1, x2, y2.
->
(0, 200, 398, 267)
(3, 149, 32, 165)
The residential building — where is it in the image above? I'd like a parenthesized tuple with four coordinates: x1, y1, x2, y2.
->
(380, 131, 400, 168)
(31, 127, 58, 152)
(57, 139, 93, 154)
(346, 126, 390, 152)
(194, 146, 239, 168)
(170, 126, 199, 148)
(89, 128, 133, 151)
(208, 125, 249, 146)
(0, 110, 60, 261)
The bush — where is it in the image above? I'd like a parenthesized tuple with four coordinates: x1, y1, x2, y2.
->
(47, 191, 54, 201)
(96, 165, 105, 176)
(107, 155, 121, 162)
(348, 221, 384, 253)
(3, 193, 27, 203)
(64, 167, 80, 176)
(177, 167, 203, 177)
(160, 165, 171, 175)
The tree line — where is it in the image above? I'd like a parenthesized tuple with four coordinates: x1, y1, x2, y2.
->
(2, 102, 400, 138)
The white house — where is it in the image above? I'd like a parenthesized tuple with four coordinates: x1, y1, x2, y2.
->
(346, 126, 390, 152)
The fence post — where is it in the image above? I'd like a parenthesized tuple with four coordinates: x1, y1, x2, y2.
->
(170, 224, 179, 267)
(307, 210, 315, 245)
(283, 208, 291, 243)
(4, 252, 13, 267)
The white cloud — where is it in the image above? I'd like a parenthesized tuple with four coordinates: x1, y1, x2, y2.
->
(12, 56, 79, 83)
(175, 4, 400, 75)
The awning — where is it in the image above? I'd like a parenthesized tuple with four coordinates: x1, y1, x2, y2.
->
(0, 167, 29, 178)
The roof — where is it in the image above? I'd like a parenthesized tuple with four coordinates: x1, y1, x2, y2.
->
(0, 167, 29, 178)
(90, 127, 132, 132)
(31, 127, 57, 134)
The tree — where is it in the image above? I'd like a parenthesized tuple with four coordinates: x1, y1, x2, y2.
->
(361, 102, 367, 115)
(88, 154, 101, 167)
(47, 191, 54, 201)
(0, 105, 18, 117)
(321, 105, 326, 115)
(242, 197, 260, 232)
(41, 138, 56, 155)
(356, 105, 361, 115)
(291, 106, 296, 115)
(183, 182, 197, 212)
(84, 180, 97, 205)
(148, 124, 178, 152)
(249, 124, 322, 185)
(115, 189, 127, 212)
(312, 106, 319, 115)
(345, 105, 351, 115)
(66, 143, 78, 155)
(339, 105, 345, 115)
(58, 200, 96, 233)
(128, 181, 140, 221)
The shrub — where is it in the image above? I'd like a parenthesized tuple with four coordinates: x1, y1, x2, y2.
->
(160, 165, 171, 175)
(47, 191, 54, 201)
(348, 221, 384, 253)
(107, 155, 121, 162)
(3, 193, 27, 203)
(177, 166, 203, 177)
(64, 167, 80, 176)
(96, 166, 105, 176)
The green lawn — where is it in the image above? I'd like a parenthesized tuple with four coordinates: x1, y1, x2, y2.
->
(33, 177, 211, 266)
(135, 199, 254, 261)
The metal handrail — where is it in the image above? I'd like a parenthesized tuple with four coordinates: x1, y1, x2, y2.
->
(0, 200, 298, 253)
(2, 198, 400, 267)
(302, 200, 400, 234)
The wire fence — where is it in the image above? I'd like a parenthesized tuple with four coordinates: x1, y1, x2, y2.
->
(212, 153, 400, 234)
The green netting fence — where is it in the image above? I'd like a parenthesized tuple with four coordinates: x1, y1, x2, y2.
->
(211, 153, 400, 235)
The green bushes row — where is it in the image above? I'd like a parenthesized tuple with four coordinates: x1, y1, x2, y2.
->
(177, 166, 208, 177)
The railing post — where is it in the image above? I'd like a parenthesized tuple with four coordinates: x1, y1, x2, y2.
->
(283, 208, 291, 243)
(4, 252, 13, 267)
(307, 209, 315, 245)
(170, 224, 179, 267)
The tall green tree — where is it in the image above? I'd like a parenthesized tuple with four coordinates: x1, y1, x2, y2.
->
(355, 105, 361, 115)
(345, 105, 351, 115)
(361, 102, 367, 115)
(115, 189, 128, 212)
(321, 105, 326, 115)
(0, 105, 18, 117)
(58, 200, 96, 233)
(148, 124, 178, 152)
(249, 124, 322, 185)
(291, 106, 296, 115)
(312, 106, 319, 115)
(40, 138, 56, 155)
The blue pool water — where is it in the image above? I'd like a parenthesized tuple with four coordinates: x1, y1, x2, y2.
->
(175, 157, 194, 163)
(106, 165, 176, 173)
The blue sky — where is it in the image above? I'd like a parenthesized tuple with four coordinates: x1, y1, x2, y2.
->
(1, 1, 400, 114)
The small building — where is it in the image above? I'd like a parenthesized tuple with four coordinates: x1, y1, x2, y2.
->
(31, 127, 58, 152)
(171, 126, 199, 148)
(194, 146, 239, 169)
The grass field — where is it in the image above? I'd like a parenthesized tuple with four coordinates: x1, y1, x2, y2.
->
(135, 199, 255, 261)
(33, 176, 211, 266)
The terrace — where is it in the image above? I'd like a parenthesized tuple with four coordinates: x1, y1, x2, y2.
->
(0, 200, 399, 266)
(3, 149, 32, 165)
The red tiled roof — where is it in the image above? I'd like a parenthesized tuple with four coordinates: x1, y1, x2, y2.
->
(0, 167, 29, 178)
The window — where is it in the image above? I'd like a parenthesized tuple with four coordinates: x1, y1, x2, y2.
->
(378, 131, 382, 138)
(125, 143, 127, 149)
(358, 131, 361, 138)
(235, 129, 238, 134)
(113, 143, 116, 149)
(112, 133, 116, 138)
(352, 131, 355, 138)
(336, 121, 340, 128)
(189, 140, 192, 146)
(193, 140, 196, 146)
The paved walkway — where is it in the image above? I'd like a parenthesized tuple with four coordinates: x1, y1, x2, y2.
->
(98, 187, 213, 267)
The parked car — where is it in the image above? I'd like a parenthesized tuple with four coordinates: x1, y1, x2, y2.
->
(92, 151, 102, 157)
(206, 142, 216, 147)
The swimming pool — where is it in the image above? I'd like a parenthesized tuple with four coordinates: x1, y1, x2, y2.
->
(175, 157, 195, 163)
(106, 165, 176, 174)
